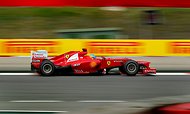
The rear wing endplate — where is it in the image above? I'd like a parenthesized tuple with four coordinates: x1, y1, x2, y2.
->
(30, 50, 48, 62)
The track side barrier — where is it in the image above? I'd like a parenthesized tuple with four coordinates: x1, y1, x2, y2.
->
(0, 39, 190, 57)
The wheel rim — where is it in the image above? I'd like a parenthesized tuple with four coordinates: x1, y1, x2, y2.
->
(43, 64, 52, 74)
(127, 63, 137, 73)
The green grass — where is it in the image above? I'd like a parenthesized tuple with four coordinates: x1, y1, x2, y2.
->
(0, 7, 190, 39)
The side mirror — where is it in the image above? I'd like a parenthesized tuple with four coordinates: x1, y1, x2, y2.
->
(82, 48, 87, 52)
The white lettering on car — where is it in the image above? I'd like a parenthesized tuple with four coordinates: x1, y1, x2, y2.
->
(67, 53, 79, 62)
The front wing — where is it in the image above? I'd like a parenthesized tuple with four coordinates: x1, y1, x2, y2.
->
(142, 68, 156, 74)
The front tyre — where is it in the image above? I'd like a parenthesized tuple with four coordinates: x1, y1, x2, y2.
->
(40, 60, 55, 76)
(124, 60, 139, 76)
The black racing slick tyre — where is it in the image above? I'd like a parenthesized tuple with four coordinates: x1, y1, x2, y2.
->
(31, 64, 35, 72)
(123, 60, 139, 76)
(40, 60, 55, 76)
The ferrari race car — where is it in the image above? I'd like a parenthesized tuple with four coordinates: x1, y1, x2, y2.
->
(31, 48, 156, 76)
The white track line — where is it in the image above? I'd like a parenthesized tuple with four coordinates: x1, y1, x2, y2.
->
(155, 73, 189, 76)
(77, 100, 127, 103)
(0, 72, 189, 76)
(0, 73, 36, 76)
(10, 100, 126, 103)
(0, 110, 68, 113)
(10, 100, 63, 103)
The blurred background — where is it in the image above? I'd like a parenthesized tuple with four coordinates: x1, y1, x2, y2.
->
(0, 7, 190, 39)
(1, 1, 190, 114)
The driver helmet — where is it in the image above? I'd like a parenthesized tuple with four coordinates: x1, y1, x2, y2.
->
(90, 54, 96, 59)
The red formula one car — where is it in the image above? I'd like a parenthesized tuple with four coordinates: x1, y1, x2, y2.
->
(31, 48, 156, 76)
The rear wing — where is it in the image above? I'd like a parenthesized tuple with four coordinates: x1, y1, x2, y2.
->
(30, 50, 48, 63)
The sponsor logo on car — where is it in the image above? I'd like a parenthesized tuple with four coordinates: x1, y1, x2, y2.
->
(74, 69, 84, 73)
(144, 69, 156, 73)
(114, 60, 123, 62)
(107, 61, 111, 65)
(73, 63, 80, 67)
(90, 61, 97, 68)
(65, 54, 70, 59)
(33, 53, 46, 58)
(67, 53, 79, 62)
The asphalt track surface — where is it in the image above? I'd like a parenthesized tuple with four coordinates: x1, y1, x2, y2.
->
(0, 73, 190, 113)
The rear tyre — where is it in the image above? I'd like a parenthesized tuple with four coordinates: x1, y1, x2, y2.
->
(40, 60, 55, 76)
(123, 60, 139, 76)
(31, 64, 35, 72)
